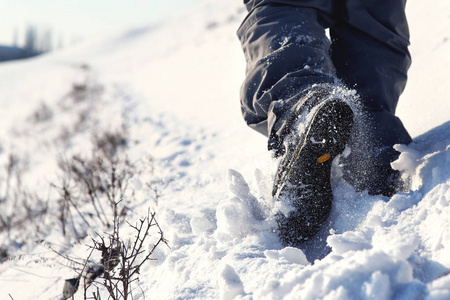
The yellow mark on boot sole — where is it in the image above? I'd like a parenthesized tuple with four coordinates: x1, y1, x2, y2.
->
(317, 154, 331, 163)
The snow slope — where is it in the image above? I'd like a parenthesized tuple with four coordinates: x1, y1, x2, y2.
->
(0, 0, 449, 299)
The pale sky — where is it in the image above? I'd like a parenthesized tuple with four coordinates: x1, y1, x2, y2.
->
(0, 0, 199, 46)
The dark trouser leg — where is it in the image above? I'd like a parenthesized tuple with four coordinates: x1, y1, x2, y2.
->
(237, 4, 338, 153)
(330, 0, 412, 195)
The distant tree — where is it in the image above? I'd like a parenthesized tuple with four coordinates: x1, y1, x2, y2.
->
(40, 29, 53, 52)
(24, 24, 39, 55)
(13, 27, 18, 47)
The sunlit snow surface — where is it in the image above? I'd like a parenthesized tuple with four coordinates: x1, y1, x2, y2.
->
(0, 0, 449, 299)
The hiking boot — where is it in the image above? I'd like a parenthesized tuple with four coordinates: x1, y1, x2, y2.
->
(340, 110, 412, 197)
(273, 98, 354, 245)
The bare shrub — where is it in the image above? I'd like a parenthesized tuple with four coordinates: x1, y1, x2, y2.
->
(93, 130, 128, 159)
(51, 67, 104, 147)
(53, 130, 137, 239)
(0, 153, 49, 265)
(0, 154, 48, 235)
(50, 128, 165, 299)
(58, 67, 103, 122)
(86, 210, 167, 300)
(68, 81, 103, 104)
(60, 208, 167, 300)
(28, 102, 53, 123)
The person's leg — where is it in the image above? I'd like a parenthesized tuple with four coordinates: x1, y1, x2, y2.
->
(237, 4, 338, 154)
(238, 3, 356, 245)
(330, 0, 412, 196)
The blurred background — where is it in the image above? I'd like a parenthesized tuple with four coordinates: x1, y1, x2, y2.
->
(0, 0, 199, 61)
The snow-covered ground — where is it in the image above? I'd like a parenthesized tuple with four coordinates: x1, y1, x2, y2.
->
(0, 0, 449, 299)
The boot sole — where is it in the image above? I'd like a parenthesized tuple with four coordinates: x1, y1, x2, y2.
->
(273, 99, 354, 199)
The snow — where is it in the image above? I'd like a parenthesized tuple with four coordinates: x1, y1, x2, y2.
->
(0, 0, 449, 299)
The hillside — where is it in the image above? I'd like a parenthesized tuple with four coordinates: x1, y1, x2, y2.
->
(0, 0, 449, 299)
